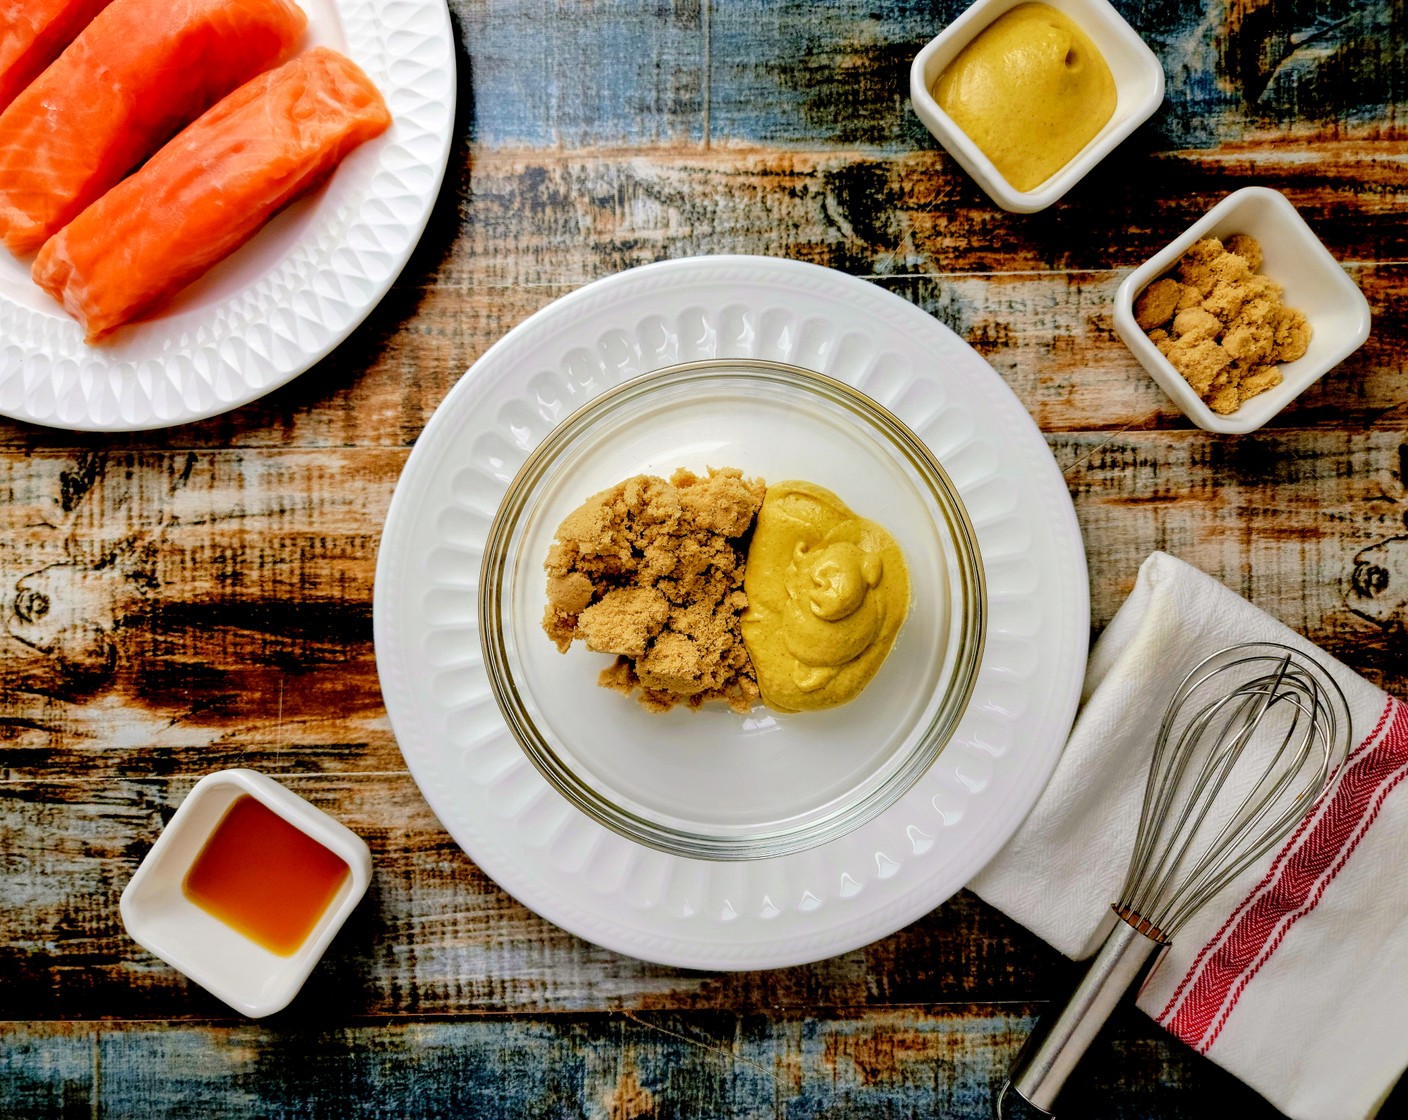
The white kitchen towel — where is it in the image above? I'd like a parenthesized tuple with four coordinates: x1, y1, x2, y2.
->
(970, 551, 1408, 1120)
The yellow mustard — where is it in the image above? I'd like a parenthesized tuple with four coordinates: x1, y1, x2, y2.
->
(933, 2, 1116, 192)
(741, 481, 909, 713)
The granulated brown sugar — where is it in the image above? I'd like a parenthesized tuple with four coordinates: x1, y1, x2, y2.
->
(542, 467, 765, 713)
(1133, 235, 1310, 415)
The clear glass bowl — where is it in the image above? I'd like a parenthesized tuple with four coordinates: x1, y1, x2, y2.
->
(479, 359, 986, 860)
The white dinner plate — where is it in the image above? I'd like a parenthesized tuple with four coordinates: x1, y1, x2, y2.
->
(0, 0, 455, 431)
(374, 256, 1090, 970)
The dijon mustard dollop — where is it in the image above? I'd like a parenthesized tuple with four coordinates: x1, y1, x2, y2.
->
(741, 480, 909, 713)
(933, 2, 1116, 192)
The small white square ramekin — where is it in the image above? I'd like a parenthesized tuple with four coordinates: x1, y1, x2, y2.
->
(119, 768, 372, 1018)
(1113, 186, 1373, 435)
(909, 0, 1164, 213)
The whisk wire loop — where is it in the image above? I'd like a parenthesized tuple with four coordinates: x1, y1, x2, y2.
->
(1141, 667, 1291, 928)
(1176, 679, 1334, 921)
(1003, 643, 1352, 1118)
(1116, 647, 1346, 937)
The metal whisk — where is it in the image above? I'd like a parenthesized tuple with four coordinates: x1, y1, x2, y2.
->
(999, 642, 1351, 1117)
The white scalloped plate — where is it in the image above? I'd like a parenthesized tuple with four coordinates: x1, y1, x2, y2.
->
(374, 256, 1090, 970)
(0, 0, 454, 432)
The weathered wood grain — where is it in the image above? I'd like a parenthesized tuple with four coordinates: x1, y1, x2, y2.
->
(0, 2, 1404, 1117)
(0, 449, 397, 775)
(0, 162, 1397, 456)
(6, 0, 1408, 455)
(457, 0, 707, 150)
(1062, 428, 1408, 691)
(2, 771, 1067, 1020)
(452, 0, 1408, 152)
(0, 1008, 1289, 1120)
(0, 423, 1401, 786)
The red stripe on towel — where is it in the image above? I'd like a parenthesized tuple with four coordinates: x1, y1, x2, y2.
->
(1153, 696, 1398, 1024)
(1157, 696, 1408, 1051)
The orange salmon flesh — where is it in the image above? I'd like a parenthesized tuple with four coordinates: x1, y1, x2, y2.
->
(33, 47, 391, 341)
(0, 0, 307, 254)
(0, 0, 117, 115)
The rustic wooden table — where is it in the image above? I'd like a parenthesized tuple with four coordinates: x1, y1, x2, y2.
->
(2, 1, 1405, 1116)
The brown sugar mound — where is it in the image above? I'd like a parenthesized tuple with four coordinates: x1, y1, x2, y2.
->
(1133, 235, 1311, 415)
(542, 467, 766, 713)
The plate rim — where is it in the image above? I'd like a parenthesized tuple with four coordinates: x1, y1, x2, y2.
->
(0, 0, 456, 433)
(374, 254, 1090, 969)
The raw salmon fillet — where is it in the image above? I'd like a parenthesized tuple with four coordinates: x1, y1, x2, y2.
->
(0, 0, 116, 114)
(0, 0, 307, 254)
(34, 47, 391, 341)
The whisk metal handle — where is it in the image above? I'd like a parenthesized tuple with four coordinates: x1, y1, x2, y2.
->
(1000, 912, 1166, 1117)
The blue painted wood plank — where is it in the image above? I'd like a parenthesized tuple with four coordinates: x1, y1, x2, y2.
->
(456, 0, 707, 149)
(1134, 1, 1407, 147)
(485, 0, 1408, 154)
(0, 1026, 91, 1120)
(0, 1012, 1308, 1120)
(707, 0, 945, 149)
